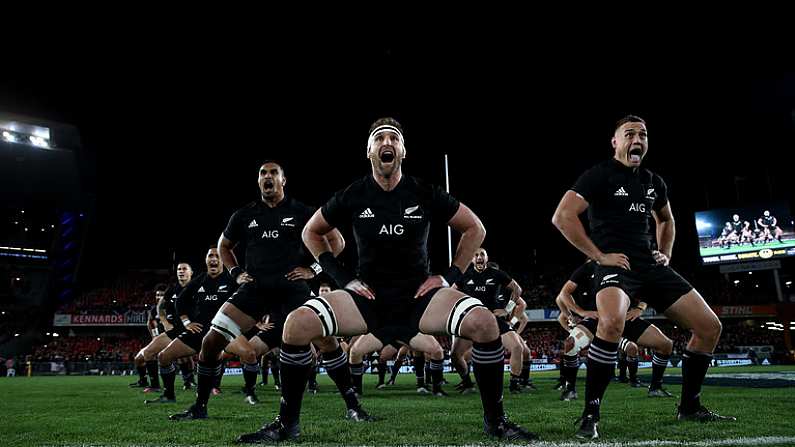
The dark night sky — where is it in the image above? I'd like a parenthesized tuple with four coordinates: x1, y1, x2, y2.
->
(2, 32, 795, 288)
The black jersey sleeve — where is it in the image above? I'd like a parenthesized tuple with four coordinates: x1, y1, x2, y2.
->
(568, 262, 592, 288)
(175, 277, 202, 319)
(430, 185, 461, 223)
(652, 174, 669, 212)
(321, 189, 351, 229)
(571, 166, 603, 204)
(495, 269, 513, 288)
(223, 208, 247, 243)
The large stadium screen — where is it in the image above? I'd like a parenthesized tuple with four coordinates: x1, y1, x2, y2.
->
(695, 202, 795, 265)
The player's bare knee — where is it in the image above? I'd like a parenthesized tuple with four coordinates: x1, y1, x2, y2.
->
(625, 342, 638, 357)
(240, 348, 256, 365)
(157, 350, 172, 368)
(462, 308, 499, 342)
(283, 307, 321, 345)
(313, 335, 339, 353)
(564, 336, 575, 352)
(659, 337, 674, 355)
(599, 316, 625, 341)
(430, 346, 443, 361)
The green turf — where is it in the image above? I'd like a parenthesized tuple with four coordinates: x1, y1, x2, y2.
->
(1, 366, 794, 446)
(699, 239, 795, 257)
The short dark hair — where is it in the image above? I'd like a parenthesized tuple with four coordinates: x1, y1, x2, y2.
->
(369, 117, 403, 135)
(319, 282, 331, 288)
(615, 115, 646, 132)
(259, 160, 284, 175)
(154, 283, 168, 293)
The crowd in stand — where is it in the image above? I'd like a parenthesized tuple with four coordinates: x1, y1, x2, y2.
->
(56, 271, 167, 315)
(31, 335, 148, 363)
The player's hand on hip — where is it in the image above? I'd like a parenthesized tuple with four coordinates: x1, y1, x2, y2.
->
(415, 275, 445, 299)
(652, 250, 670, 266)
(237, 272, 255, 284)
(286, 267, 315, 281)
(345, 279, 376, 300)
(186, 322, 203, 333)
(256, 315, 274, 331)
(625, 308, 643, 321)
(597, 253, 630, 270)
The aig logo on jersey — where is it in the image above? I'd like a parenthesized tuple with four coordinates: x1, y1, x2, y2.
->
(628, 202, 646, 213)
(379, 224, 404, 236)
(262, 230, 280, 239)
(403, 205, 423, 219)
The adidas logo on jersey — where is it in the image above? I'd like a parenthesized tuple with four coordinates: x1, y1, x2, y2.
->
(614, 187, 628, 196)
(198, 286, 205, 293)
(359, 208, 375, 218)
(248, 219, 258, 229)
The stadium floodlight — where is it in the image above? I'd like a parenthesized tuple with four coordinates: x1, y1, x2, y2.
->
(46, 333, 50, 336)
(786, 281, 792, 286)
(14, 333, 19, 337)
(2, 130, 17, 142)
(28, 135, 49, 148)
(96, 337, 101, 341)
(748, 272, 753, 275)
(695, 219, 712, 231)
(733, 280, 740, 285)
(52, 333, 59, 337)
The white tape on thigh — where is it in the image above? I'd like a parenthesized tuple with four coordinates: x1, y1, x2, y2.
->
(210, 312, 243, 342)
(446, 296, 485, 336)
(302, 297, 338, 337)
(567, 326, 591, 356)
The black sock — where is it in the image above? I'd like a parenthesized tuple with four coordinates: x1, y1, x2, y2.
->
(145, 360, 160, 388)
(414, 355, 426, 387)
(627, 356, 639, 382)
(136, 365, 148, 384)
(563, 354, 580, 391)
(350, 362, 364, 394)
(196, 359, 221, 407)
(243, 362, 259, 393)
(322, 346, 359, 410)
(650, 352, 670, 389)
(214, 362, 225, 389)
(390, 358, 403, 382)
(680, 349, 712, 413)
(377, 362, 387, 385)
(430, 359, 444, 393)
(160, 363, 177, 399)
(278, 344, 313, 427)
(472, 338, 505, 425)
(424, 363, 432, 387)
(520, 360, 531, 384)
(308, 366, 318, 387)
(510, 373, 522, 389)
(617, 355, 627, 380)
(272, 358, 281, 386)
(584, 337, 618, 420)
(179, 361, 194, 384)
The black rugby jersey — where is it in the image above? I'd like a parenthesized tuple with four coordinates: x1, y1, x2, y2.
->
(458, 266, 512, 310)
(175, 271, 237, 325)
(568, 261, 597, 312)
(223, 197, 315, 279)
(321, 175, 460, 286)
(162, 282, 186, 325)
(571, 158, 668, 267)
